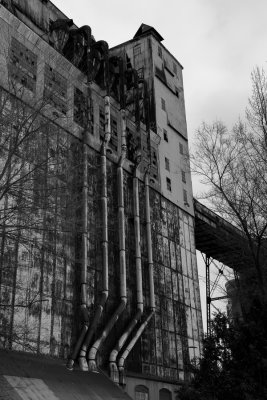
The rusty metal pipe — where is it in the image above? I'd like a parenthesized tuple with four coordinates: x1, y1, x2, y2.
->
(66, 27, 92, 371)
(87, 108, 127, 373)
(145, 173, 155, 311)
(109, 166, 143, 382)
(66, 110, 90, 371)
(134, 171, 144, 312)
(78, 95, 111, 371)
(117, 172, 155, 385)
(118, 311, 154, 385)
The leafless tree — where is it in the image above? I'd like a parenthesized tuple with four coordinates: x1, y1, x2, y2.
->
(0, 61, 78, 351)
(193, 67, 267, 306)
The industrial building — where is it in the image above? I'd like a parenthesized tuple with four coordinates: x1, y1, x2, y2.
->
(0, 1, 203, 399)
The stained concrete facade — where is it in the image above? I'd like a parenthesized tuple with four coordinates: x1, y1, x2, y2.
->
(0, 2, 203, 399)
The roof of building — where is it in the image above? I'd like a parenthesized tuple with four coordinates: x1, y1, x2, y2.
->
(133, 23, 164, 42)
(0, 349, 131, 400)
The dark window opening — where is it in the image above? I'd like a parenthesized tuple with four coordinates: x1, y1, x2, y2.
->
(111, 116, 118, 136)
(179, 143, 183, 154)
(159, 388, 172, 400)
(99, 107, 105, 137)
(161, 98, 166, 111)
(166, 177, 172, 192)
(183, 189, 188, 204)
(152, 150, 157, 166)
(182, 170, 186, 183)
(163, 129, 168, 142)
(165, 157, 170, 171)
(158, 46, 162, 58)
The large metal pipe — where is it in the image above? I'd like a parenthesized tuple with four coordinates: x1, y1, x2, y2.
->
(66, 26, 92, 371)
(78, 95, 111, 371)
(117, 171, 155, 385)
(66, 100, 90, 371)
(87, 107, 127, 372)
(109, 166, 143, 382)
(77, 42, 110, 371)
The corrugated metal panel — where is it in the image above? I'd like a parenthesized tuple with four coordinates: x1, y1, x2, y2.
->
(0, 350, 132, 400)
(4, 376, 60, 400)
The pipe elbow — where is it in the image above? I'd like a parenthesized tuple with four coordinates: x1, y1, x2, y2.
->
(78, 356, 89, 371)
(109, 361, 119, 383)
(109, 349, 119, 363)
(117, 355, 126, 369)
(137, 304, 144, 314)
(66, 358, 75, 371)
(121, 297, 127, 307)
(100, 290, 109, 306)
(88, 345, 98, 361)
(79, 25, 92, 36)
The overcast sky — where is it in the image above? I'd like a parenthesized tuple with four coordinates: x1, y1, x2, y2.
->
(51, 0, 267, 325)
(52, 0, 267, 154)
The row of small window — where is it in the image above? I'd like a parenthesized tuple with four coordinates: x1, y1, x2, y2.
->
(163, 130, 185, 157)
(165, 157, 186, 181)
(135, 385, 174, 400)
(133, 42, 178, 76)
(166, 177, 188, 202)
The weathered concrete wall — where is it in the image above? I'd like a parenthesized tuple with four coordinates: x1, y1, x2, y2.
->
(0, 2, 203, 391)
(111, 34, 194, 216)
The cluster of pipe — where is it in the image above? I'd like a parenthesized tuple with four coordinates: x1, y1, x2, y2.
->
(87, 56, 128, 373)
(116, 171, 155, 385)
(66, 30, 155, 380)
(66, 26, 93, 371)
(78, 43, 110, 370)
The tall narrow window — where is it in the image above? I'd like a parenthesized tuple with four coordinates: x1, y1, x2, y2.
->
(99, 107, 105, 139)
(161, 98, 166, 111)
(179, 143, 184, 154)
(158, 45, 162, 58)
(111, 117, 118, 136)
(173, 62, 177, 75)
(165, 157, 170, 171)
(182, 170, 186, 183)
(183, 189, 188, 204)
(163, 129, 168, 142)
(166, 177, 172, 192)
(152, 150, 157, 166)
